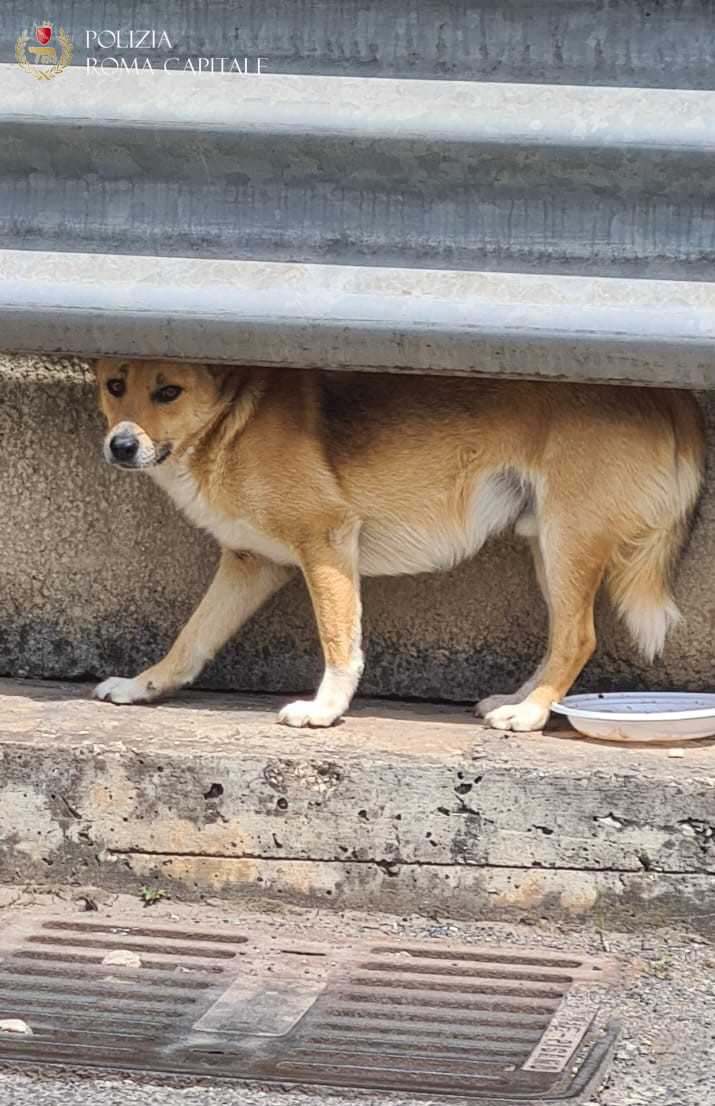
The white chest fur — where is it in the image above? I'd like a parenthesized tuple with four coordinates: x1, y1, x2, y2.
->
(151, 463, 297, 566)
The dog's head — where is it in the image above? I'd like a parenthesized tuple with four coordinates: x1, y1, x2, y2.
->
(94, 359, 231, 470)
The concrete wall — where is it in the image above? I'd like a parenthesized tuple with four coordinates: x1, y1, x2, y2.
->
(1, 354, 713, 701)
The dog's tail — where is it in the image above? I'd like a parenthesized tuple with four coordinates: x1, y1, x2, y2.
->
(605, 394, 706, 662)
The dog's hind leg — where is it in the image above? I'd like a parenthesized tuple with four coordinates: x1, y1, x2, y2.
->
(279, 519, 363, 728)
(477, 532, 548, 717)
(95, 549, 290, 704)
(484, 524, 612, 731)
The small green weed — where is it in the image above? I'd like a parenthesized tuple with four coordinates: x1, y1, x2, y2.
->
(139, 885, 168, 907)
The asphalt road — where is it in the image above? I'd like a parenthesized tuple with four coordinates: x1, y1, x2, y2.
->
(0, 1072, 410, 1106)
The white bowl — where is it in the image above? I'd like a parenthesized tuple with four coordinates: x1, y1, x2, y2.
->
(551, 692, 715, 742)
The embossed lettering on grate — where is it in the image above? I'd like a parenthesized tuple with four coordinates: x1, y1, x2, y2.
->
(0, 919, 617, 1102)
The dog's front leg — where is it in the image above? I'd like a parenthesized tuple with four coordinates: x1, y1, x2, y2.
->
(95, 549, 290, 704)
(279, 525, 363, 728)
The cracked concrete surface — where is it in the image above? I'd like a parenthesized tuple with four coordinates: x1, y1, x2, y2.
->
(0, 679, 713, 933)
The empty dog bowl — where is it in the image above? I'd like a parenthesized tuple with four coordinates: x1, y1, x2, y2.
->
(551, 692, 715, 742)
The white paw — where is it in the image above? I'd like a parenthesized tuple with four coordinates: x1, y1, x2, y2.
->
(476, 692, 521, 717)
(484, 700, 550, 732)
(278, 699, 342, 728)
(94, 676, 153, 705)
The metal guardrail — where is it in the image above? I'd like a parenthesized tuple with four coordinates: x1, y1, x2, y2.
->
(2, 17, 715, 387)
(2, 250, 714, 387)
(2, 0, 715, 87)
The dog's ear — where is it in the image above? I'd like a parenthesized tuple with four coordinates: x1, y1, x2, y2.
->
(205, 363, 247, 399)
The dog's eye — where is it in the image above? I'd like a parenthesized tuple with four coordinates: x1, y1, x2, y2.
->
(154, 385, 183, 404)
(107, 378, 125, 398)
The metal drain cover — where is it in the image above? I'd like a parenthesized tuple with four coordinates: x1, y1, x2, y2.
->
(0, 919, 618, 1103)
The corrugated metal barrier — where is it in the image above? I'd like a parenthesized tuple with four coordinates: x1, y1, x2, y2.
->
(1, 1, 714, 386)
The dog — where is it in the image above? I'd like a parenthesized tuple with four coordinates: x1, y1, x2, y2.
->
(92, 359, 705, 731)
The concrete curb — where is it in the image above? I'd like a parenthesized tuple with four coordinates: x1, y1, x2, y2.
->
(1, 680, 713, 934)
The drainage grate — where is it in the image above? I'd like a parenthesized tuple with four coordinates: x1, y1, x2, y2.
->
(0, 919, 618, 1102)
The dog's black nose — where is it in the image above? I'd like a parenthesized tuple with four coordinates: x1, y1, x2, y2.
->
(110, 430, 139, 462)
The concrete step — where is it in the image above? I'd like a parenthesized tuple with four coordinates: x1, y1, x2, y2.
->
(1, 678, 713, 935)
(3, 0, 715, 88)
(2, 250, 715, 387)
(3, 66, 715, 280)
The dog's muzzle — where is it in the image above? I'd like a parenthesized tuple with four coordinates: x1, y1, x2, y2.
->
(109, 428, 139, 464)
(104, 422, 171, 469)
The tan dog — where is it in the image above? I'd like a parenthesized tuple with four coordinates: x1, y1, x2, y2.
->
(93, 360, 705, 731)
